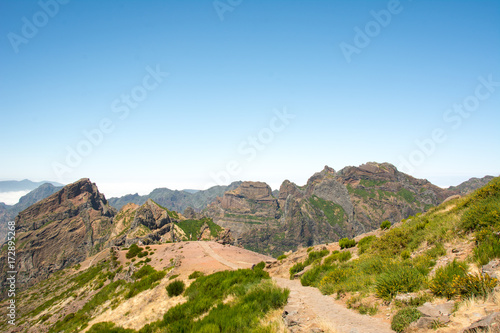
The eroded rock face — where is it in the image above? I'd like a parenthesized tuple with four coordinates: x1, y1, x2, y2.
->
(132, 199, 171, 231)
(1, 179, 116, 293)
(206, 163, 461, 256)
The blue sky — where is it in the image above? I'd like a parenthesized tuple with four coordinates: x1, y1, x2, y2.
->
(1, 0, 499, 197)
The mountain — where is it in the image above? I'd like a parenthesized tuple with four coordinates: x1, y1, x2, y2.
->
(0, 179, 233, 296)
(0, 183, 62, 242)
(0, 179, 63, 193)
(0, 178, 116, 292)
(205, 162, 462, 256)
(108, 181, 242, 212)
(447, 175, 495, 194)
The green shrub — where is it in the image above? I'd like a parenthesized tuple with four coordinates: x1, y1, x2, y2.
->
(277, 254, 287, 261)
(370, 228, 411, 256)
(324, 251, 351, 265)
(473, 231, 500, 265)
(375, 266, 425, 300)
(88, 322, 134, 333)
(188, 271, 205, 279)
(304, 249, 330, 266)
(289, 263, 305, 279)
(357, 235, 376, 254)
(339, 238, 356, 249)
(126, 266, 166, 299)
(451, 273, 498, 299)
(401, 250, 411, 260)
(391, 307, 421, 332)
(166, 280, 185, 297)
(132, 264, 155, 279)
(126, 244, 144, 259)
(140, 268, 282, 333)
(380, 220, 391, 230)
(429, 260, 468, 299)
(254, 261, 266, 270)
(169, 274, 180, 280)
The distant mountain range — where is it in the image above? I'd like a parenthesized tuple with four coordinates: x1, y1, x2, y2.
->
(0, 179, 63, 193)
(107, 182, 243, 213)
(0, 166, 495, 249)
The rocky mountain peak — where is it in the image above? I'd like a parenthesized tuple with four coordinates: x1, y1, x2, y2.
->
(1, 179, 116, 292)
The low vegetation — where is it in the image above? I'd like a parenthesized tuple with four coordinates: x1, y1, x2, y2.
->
(288, 177, 500, 329)
(380, 220, 391, 230)
(166, 280, 185, 297)
(176, 217, 222, 240)
(137, 266, 289, 332)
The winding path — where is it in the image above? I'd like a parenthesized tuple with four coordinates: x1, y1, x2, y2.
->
(198, 242, 394, 333)
(273, 277, 394, 333)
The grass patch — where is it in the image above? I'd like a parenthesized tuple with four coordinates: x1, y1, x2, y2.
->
(188, 271, 205, 279)
(308, 195, 347, 226)
(339, 238, 356, 249)
(177, 217, 223, 240)
(391, 307, 421, 332)
(139, 268, 288, 333)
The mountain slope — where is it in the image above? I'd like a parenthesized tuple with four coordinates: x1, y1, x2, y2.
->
(0, 178, 116, 293)
(205, 162, 461, 256)
(0, 183, 63, 241)
(268, 175, 500, 332)
(447, 175, 495, 194)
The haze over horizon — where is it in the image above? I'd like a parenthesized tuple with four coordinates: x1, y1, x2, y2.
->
(1, 0, 499, 198)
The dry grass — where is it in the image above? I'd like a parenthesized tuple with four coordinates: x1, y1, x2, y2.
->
(316, 319, 340, 333)
(259, 308, 289, 333)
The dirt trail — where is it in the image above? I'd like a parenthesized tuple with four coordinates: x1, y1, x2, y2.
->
(273, 277, 394, 333)
(198, 243, 394, 333)
(198, 241, 242, 270)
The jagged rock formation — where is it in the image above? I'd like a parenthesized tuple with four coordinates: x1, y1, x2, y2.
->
(335, 162, 457, 234)
(205, 162, 461, 256)
(0, 178, 115, 293)
(205, 181, 280, 240)
(111, 199, 187, 246)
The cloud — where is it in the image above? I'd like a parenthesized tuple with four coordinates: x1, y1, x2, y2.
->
(0, 191, 30, 205)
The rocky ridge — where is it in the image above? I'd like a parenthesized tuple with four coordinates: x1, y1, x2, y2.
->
(205, 162, 463, 256)
(0, 178, 115, 292)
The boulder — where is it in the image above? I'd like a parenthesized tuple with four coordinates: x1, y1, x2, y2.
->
(482, 259, 500, 279)
(462, 312, 500, 333)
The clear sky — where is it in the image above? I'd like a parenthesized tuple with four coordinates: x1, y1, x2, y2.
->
(1, 0, 499, 197)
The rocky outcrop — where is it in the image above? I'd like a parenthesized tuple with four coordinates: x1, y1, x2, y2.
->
(462, 312, 500, 333)
(132, 199, 171, 230)
(0, 178, 116, 293)
(206, 163, 462, 256)
(110, 199, 231, 247)
(414, 301, 455, 329)
(205, 181, 280, 241)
